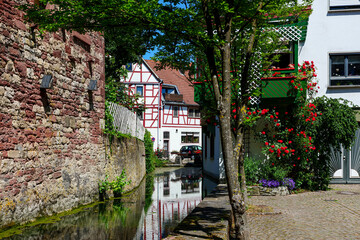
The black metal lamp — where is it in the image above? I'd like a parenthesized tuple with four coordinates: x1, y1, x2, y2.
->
(40, 75, 53, 89)
(88, 80, 98, 91)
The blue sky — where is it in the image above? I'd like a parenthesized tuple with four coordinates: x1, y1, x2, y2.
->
(143, 47, 158, 60)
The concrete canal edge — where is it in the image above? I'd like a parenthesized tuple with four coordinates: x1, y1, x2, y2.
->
(165, 184, 232, 240)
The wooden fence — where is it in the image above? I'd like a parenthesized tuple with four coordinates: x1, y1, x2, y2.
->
(108, 102, 145, 141)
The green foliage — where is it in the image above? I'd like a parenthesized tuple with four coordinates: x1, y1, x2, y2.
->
(110, 170, 131, 197)
(257, 63, 358, 190)
(308, 96, 358, 190)
(244, 157, 262, 185)
(98, 175, 110, 198)
(144, 130, 156, 173)
(144, 174, 154, 212)
(19, 0, 314, 236)
(98, 170, 131, 199)
(244, 157, 289, 185)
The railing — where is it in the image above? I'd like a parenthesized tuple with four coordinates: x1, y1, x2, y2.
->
(107, 102, 145, 141)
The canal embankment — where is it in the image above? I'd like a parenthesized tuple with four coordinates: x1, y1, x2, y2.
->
(165, 184, 231, 240)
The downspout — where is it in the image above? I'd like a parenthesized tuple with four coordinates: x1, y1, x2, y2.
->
(157, 80, 163, 150)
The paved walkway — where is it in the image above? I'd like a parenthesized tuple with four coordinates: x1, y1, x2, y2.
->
(167, 184, 360, 240)
(248, 184, 360, 239)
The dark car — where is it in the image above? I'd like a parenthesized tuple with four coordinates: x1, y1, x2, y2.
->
(179, 145, 202, 163)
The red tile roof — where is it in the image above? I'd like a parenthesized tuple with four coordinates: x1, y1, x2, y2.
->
(145, 60, 198, 106)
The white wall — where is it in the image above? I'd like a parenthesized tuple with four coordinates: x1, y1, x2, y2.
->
(299, 0, 360, 105)
(148, 127, 202, 160)
(202, 125, 225, 181)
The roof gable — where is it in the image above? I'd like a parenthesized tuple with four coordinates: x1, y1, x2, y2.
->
(145, 60, 198, 106)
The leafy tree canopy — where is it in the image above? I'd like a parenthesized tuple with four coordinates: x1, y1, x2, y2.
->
(19, 1, 313, 238)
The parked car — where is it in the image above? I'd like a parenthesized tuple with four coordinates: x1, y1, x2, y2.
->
(179, 145, 202, 163)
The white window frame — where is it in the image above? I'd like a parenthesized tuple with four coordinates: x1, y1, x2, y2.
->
(329, 0, 360, 12)
(329, 53, 360, 86)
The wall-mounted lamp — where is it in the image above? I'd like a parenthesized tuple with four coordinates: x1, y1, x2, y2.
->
(40, 74, 53, 89)
(40, 74, 52, 113)
(88, 79, 98, 91)
(87, 80, 97, 111)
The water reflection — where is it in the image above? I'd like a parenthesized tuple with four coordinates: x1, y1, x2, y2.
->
(1, 167, 208, 240)
(141, 167, 202, 239)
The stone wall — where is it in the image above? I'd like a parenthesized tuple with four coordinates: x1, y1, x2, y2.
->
(0, 0, 107, 227)
(104, 136, 146, 193)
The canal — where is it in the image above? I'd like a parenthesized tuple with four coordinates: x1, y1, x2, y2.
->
(0, 167, 218, 240)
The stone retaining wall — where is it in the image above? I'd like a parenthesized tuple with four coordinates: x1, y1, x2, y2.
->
(247, 186, 290, 196)
(104, 136, 146, 193)
(0, 0, 108, 228)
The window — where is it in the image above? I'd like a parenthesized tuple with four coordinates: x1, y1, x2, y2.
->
(181, 132, 200, 143)
(188, 109, 194, 118)
(269, 42, 294, 69)
(188, 108, 200, 118)
(195, 109, 200, 118)
(330, 54, 360, 86)
(173, 106, 178, 117)
(163, 131, 170, 139)
(162, 88, 175, 94)
(136, 86, 143, 96)
(329, 0, 360, 11)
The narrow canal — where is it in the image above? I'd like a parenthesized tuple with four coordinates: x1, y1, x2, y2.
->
(1, 167, 217, 240)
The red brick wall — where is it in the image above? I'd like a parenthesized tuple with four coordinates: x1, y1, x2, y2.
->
(0, 0, 106, 227)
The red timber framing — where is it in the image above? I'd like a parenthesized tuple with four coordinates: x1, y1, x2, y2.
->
(122, 61, 162, 129)
(122, 59, 202, 155)
(162, 105, 201, 127)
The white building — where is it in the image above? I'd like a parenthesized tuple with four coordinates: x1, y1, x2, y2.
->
(299, 0, 360, 183)
(122, 59, 202, 160)
(202, 0, 360, 183)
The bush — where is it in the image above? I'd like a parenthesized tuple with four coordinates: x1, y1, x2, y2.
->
(244, 157, 263, 185)
(144, 130, 156, 173)
(98, 170, 131, 199)
(244, 157, 290, 185)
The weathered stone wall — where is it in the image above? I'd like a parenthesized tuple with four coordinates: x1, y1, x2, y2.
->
(104, 136, 146, 193)
(0, 0, 107, 227)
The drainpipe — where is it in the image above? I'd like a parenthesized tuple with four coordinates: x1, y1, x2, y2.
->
(157, 80, 163, 150)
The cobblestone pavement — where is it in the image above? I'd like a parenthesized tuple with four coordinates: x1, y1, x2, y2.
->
(247, 184, 360, 240)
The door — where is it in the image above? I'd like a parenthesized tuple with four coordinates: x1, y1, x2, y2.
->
(164, 140, 169, 158)
(330, 129, 360, 183)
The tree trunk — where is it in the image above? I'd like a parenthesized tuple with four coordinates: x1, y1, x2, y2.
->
(218, 16, 249, 240)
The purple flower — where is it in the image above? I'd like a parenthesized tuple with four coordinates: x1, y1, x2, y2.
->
(282, 178, 295, 190)
(259, 179, 280, 188)
(259, 178, 295, 189)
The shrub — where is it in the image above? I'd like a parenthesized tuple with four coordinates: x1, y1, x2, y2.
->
(144, 130, 156, 173)
(244, 157, 290, 185)
(98, 170, 131, 199)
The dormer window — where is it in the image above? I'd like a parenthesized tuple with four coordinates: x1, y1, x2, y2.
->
(162, 87, 176, 94)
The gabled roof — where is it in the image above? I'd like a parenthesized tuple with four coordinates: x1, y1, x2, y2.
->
(145, 60, 198, 106)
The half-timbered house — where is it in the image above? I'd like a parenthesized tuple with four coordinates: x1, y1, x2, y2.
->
(122, 59, 202, 160)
